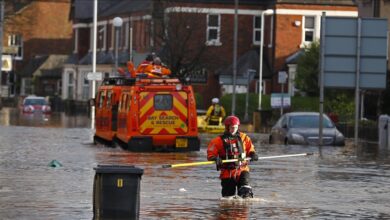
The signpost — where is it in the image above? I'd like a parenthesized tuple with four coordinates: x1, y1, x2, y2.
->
(86, 72, 103, 81)
(278, 71, 288, 115)
(320, 14, 388, 146)
(271, 93, 290, 109)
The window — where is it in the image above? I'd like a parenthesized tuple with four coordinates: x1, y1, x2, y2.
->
(82, 77, 90, 100)
(253, 16, 261, 45)
(121, 21, 129, 49)
(67, 73, 74, 99)
(98, 91, 105, 108)
(97, 24, 107, 50)
(106, 91, 112, 108)
(154, 94, 172, 110)
(8, 34, 23, 60)
(206, 14, 221, 45)
(127, 95, 131, 111)
(23, 78, 33, 95)
(304, 16, 315, 43)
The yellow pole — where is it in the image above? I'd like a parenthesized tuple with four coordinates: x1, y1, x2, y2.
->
(161, 153, 313, 168)
(162, 158, 245, 168)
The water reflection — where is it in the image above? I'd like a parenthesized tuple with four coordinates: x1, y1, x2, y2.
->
(0, 107, 90, 128)
(1, 107, 390, 219)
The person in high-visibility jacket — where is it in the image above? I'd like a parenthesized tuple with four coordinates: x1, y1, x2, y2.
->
(136, 54, 154, 74)
(207, 116, 258, 198)
(143, 57, 171, 78)
(205, 98, 226, 125)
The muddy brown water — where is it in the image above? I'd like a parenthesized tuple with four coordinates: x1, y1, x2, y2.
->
(1, 107, 390, 219)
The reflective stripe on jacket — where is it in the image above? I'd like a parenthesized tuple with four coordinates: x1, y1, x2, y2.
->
(207, 132, 255, 179)
(206, 104, 226, 123)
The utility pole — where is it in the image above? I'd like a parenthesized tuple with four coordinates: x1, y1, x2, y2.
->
(232, 0, 238, 115)
(0, 0, 4, 101)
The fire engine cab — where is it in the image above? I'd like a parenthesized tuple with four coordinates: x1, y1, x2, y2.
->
(94, 76, 200, 152)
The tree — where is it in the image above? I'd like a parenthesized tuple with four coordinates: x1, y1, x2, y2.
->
(153, 1, 211, 79)
(295, 41, 320, 96)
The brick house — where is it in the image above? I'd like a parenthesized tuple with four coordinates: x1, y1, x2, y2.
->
(64, 0, 357, 111)
(1, 0, 73, 98)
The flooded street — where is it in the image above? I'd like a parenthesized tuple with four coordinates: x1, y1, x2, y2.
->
(1, 107, 390, 219)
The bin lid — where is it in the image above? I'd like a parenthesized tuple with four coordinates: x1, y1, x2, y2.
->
(94, 165, 144, 175)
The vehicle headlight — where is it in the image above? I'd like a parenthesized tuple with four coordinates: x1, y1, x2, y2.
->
(43, 105, 51, 113)
(291, 133, 305, 144)
(24, 105, 34, 113)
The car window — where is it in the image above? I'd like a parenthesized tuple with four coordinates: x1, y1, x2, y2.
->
(24, 98, 46, 105)
(289, 115, 334, 128)
(281, 116, 287, 128)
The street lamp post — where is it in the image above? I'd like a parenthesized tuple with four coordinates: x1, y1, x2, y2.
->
(258, 9, 273, 110)
(91, 0, 98, 130)
(113, 17, 123, 76)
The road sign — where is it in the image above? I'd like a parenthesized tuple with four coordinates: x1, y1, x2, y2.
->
(322, 17, 387, 89)
(278, 71, 287, 84)
(1, 55, 12, 71)
(271, 93, 290, 108)
(86, 72, 102, 81)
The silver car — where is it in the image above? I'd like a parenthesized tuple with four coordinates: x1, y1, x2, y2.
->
(269, 112, 345, 146)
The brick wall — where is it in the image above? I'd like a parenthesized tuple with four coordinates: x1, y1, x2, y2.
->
(4, 1, 73, 66)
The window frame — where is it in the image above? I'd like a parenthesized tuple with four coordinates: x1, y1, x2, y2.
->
(97, 24, 107, 51)
(67, 72, 74, 100)
(302, 16, 316, 45)
(8, 34, 23, 60)
(206, 14, 221, 46)
(253, 15, 262, 45)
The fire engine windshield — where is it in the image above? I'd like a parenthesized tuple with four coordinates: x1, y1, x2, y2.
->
(154, 94, 172, 110)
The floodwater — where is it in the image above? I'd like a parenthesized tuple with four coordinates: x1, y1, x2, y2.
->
(1, 107, 390, 219)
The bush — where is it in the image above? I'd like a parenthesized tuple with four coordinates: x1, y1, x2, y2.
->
(194, 93, 204, 109)
(218, 94, 354, 124)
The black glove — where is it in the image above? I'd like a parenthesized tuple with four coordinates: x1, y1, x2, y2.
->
(211, 156, 223, 171)
(249, 152, 259, 161)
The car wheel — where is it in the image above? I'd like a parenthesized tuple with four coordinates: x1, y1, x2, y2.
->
(284, 138, 288, 145)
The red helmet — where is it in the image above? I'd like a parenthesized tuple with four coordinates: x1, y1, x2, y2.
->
(224, 116, 240, 128)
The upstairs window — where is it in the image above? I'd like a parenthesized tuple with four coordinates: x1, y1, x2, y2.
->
(304, 16, 315, 43)
(8, 34, 23, 60)
(206, 14, 221, 46)
(97, 24, 107, 50)
(253, 16, 261, 45)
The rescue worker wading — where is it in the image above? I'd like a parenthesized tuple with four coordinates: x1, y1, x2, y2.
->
(205, 98, 226, 126)
(207, 116, 259, 198)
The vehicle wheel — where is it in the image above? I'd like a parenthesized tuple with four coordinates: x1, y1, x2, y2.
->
(284, 138, 288, 145)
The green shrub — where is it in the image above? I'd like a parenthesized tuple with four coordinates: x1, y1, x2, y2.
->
(218, 93, 355, 124)
(194, 93, 204, 109)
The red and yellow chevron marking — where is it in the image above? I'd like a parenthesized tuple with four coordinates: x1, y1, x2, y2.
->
(139, 91, 188, 135)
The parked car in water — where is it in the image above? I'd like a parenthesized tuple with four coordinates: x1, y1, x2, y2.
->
(269, 112, 345, 146)
(21, 96, 51, 114)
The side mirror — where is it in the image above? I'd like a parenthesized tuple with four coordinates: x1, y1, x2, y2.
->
(282, 124, 288, 129)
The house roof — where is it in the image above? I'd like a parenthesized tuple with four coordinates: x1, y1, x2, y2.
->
(285, 49, 304, 64)
(78, 51, 149, 67)
(19, 55, 49, 77)
(32, 55, 69, 78)
(73, 0, 117, 20)
(99, 0, 152, 17)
